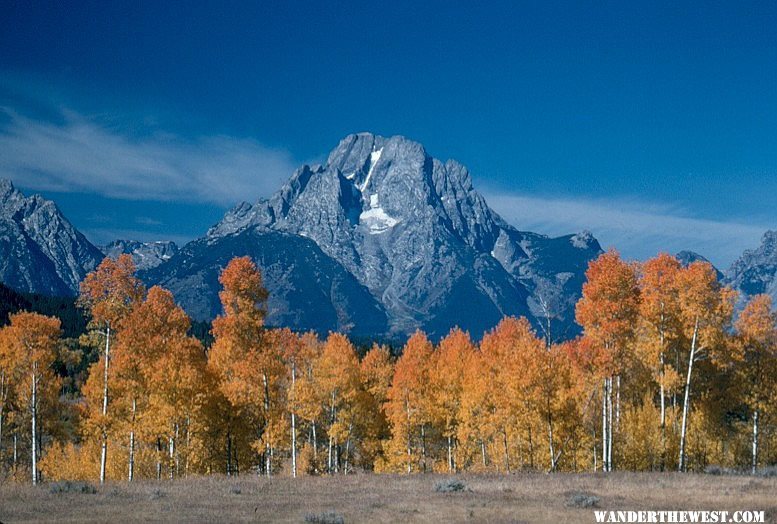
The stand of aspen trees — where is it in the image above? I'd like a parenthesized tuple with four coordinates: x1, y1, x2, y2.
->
(0, 251, 775, 484)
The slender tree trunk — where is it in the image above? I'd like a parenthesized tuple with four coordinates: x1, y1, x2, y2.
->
(344, 424, 352, 475)
(405, 400, 412, 474)
(262, 372, 272, 478)
(184, 416, 191, 478)
(312, 421, 318, 460)
(615, 375, 621, 430)
(602, 379, 607, 472)
(100, 324, 111, 485)
(290, 363, 297, 479)
(528, 426, 534, 469)
(168, 433, 175, 480)
(752, 409, 759, 475)
(13, 432, 18, 473)
(502, 428, 510, 473)
(265, 442, 271, 478)
(420, 424, 427, 473)
(328, 435, 334, 474)
(607, 376, 613, 471)
(659, 351, 666, 471)
(547, 409, 556, 472)
(31, 367, 38, 486)
(592, 422, 597, 472)
(226, 433, 231, 477)
(128, 397, 136, 482)
(174, 423, 180, 477)
(447, 435, 454, 473)
(481, 440, 487, 468)
(678, 317, 699, 472)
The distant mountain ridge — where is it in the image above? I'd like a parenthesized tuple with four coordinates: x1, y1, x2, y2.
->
(101, 239, 178, 270)
(3, 134, 773, 341)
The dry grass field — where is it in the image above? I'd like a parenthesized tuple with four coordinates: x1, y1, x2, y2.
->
(0, 472, 775, 523)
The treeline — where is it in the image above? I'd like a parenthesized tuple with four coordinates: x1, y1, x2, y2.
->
(0, 252, 775, 485)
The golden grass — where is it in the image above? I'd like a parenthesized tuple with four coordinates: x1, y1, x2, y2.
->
(0, 472, 775, 523)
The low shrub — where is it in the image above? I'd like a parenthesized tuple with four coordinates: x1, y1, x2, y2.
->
(435, 479, 466, 493)
(566, 492, 600, 508)
(48, 481, 97, 494)
(304, 511, 345, 524)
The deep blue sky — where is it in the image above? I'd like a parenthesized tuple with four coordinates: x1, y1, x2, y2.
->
(1, 1, 775, 266)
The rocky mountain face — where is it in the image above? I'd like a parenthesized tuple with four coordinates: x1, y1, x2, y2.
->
(675, 250, 724, 280)
(0, 179, 103, 296)
(148, 133, 603, 339)
(101, 240, 178, 270)
(723, 231, 777, 307)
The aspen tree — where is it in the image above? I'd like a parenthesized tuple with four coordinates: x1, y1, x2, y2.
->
(359, 344, 393, 470)
(78, 254, 144, 483)
(675, 261, 735, 471)
(209, 257, 275, 476)
(429, 328, 474, 473)
(735, 294, 777, 474)
(315, 333, 361, 474)
(576, 250, 640, 472)
(385, 331, 433, 473)
(637, 254, 682, 468)
(5, 313, 60, 484)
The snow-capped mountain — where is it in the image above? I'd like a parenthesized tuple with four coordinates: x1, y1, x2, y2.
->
(147, 133, 603, 339)
(0, 179, 104, 296)
(101, 240, 178, 270)
(724, 231, 777, 307)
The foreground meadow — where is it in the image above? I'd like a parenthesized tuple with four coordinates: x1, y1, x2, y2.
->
(1, 472, 775, 523)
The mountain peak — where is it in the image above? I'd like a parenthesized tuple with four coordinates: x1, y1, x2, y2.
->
(760, 230, 777, 252)
(192, 131, 603, 338)
(0, 182, 103, 295)
(0, 178, 14, 195)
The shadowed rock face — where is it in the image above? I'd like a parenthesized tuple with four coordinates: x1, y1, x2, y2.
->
(675, 250, 724, 280)
(151, 133, 603, 340)
(724, 231, 777, 307)
(0, 179, 103, 296)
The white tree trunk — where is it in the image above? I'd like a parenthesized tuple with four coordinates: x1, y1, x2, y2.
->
(602, 379, 607, 471)
(100, 324, 111, 485)
(168, 433, 175, 480)
(547, 402, 556, 472)
(290, 363, 297, 479)
(128, 397, 136, 482)
(751, 409, 759, 475)
(31, 367, 38, 486)
(607, 376, 613, 471)
(678, 317, 699, 472)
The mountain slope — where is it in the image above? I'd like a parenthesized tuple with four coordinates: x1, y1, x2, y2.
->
(675, 250, 724, 280)
(142, 230, 388, 337)
(151, 133, 602, 339)
(0, 179, 104, 295)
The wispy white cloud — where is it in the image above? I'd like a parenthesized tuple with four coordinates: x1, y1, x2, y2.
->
(0, 107, 297, 205)
(484, 192, 770, 269)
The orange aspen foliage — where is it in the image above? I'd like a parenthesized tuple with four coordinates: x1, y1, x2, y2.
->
(4, 312, 61, 484)
(78, 254, 144, 484)
(429, 328, 474, 473)
(315, 332, 362, 474)
(385, 330, 433, 473)
(735, 294, 777, 474)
